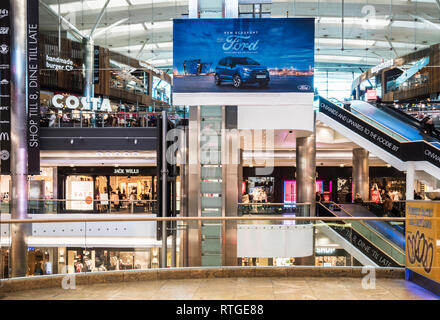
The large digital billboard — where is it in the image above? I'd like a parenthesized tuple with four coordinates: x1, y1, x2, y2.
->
(173, 18, 314, 102)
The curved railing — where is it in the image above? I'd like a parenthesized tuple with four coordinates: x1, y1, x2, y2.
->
(0, 214, 407, 280)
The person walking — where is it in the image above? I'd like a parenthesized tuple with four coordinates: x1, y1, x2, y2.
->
(383, 194, 393, 217)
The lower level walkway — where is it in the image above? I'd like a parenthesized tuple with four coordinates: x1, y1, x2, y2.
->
(2, 277, 438, 300)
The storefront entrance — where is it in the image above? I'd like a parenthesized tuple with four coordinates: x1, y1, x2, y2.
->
(58, 166, 157, 213)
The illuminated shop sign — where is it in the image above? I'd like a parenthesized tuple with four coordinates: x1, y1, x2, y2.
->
(52, 94, 112, 112)
(315, 248, 336, 255)
(371, 59, 394, 74)
(366, 88, 377, 101)
(139, 60, 164, 76)
(113, 168, 140, 175)
(45, 55, 74, 71)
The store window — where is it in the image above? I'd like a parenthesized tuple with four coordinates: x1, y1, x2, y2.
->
(66, 175, 94, 210)
(67, 248, 161, 273)
(63, 169, 157, 213)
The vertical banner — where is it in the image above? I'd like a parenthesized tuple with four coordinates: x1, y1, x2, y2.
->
(0, 1, 11, 174)
(27, 0, 40, 175)
(93, 45, 99, 84)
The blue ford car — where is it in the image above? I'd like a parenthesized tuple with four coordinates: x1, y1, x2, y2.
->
(214, 57, 270, 88)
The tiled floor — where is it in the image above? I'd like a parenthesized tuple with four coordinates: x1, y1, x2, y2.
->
(1, 277, 439, 300)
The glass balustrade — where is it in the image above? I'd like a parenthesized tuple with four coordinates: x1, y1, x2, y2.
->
(0, 206, 408, 280)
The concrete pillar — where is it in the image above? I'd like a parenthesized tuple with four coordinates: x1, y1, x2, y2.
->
(406, 162, 415, 201)
(352, 148, 369, 202)
(10, 0, 29, 277)
(296, 133, 316, 217)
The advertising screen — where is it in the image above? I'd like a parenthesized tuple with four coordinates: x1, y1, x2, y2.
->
(284, 180, 323, 203)
(173, 18, 314, 101)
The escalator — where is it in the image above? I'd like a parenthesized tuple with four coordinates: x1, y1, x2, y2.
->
(317, 97, 440, 179)
(349, 100, 440, 148)
(317, 203, 405, 268)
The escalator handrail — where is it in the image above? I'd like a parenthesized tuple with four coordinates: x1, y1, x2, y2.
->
(317, 203, 405, 266)
(375, 103, 423, 129)
(319, 96, 440, 154)
(362, 102, 440, 143)
(319, 96, 409, 143)
(348, 104, 410, 142)
(326, 201, 405, 255)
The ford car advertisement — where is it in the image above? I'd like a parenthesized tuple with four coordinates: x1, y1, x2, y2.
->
(173, 18, 315, 93)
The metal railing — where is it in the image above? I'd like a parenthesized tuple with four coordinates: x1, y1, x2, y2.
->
(40, 111, 160, 128)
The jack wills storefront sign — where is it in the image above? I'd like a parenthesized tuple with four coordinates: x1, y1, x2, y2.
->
(0, 1, 10, 174)
(27, 0, 40, 175)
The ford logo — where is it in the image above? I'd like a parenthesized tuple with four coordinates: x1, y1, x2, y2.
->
(297, 84, 311, 91)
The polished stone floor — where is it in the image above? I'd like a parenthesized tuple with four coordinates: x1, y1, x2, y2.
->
(2, 277, 439, 300)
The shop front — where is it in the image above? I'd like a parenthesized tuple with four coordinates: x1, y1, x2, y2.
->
(58, 166, 157, 213)
(66, 247, 160, 273)
(243, 166, 407, 207)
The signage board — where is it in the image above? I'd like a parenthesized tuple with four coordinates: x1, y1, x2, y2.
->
(406, 201, 440, 285)
(27, 0, 40, 175)
(370, 59, 394, 75)
(366, 88, 377, 101)
(0, 0, 10, 174)
(173, 18, 315, 104)
(45, 55, 74, 71)
(52, 94, 112, 112)
(93, 45, 99, 84)
(68, 181, 94, 211)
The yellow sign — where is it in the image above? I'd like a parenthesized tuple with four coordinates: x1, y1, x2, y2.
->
(406, 201, 440, 283)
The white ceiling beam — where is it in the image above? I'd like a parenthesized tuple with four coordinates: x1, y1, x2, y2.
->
(92, 18, 130, 38)
(89, 0, 111, 37)
(384, 35, 399, 57)
(39, 0, 84, 40)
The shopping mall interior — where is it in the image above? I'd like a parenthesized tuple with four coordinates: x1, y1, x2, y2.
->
(1, 0, 440, 308)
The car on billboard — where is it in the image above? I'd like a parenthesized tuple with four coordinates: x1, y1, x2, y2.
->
(214, 57, 270, 88)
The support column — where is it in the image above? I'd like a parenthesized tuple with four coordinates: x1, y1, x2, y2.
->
(352, 148, 369, 202)
(10, 0, 29, 277)
(82, 37, 94, 109)
(187, 106, 201, 267)
(295, 132, 316, 266)
(406, 162, 415, 201)
(296, 133, 316, 217)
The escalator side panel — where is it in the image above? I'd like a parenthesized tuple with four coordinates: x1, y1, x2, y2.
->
(319, 97, 403, 159)
(317, 204, 403, 267)
(318, 97, 440, 170)
(350, 100, 425, 142)
(339, 204, 405, 250)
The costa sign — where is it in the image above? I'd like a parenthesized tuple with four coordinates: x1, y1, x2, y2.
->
(52, 94, 112, 112)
